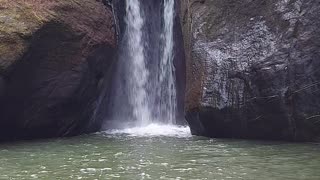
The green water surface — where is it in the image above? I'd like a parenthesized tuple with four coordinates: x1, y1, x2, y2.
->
(0, 132, 319, 179)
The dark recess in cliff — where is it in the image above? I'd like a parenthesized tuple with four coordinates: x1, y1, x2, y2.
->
(96, 0, 186, 126)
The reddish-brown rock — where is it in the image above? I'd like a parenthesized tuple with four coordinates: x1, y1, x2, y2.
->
(0, 0, 116, 140)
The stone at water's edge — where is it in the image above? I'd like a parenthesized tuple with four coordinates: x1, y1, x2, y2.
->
(181, 0, 320, 141)
(0, 0, 116, 140)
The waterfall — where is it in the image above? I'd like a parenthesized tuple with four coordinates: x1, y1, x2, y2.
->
(105, 0, 177, 128)
(125, 0, 152, 126)
(159, 0, 177, 124)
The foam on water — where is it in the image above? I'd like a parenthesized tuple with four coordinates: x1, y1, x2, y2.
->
(104, 124, 191, 138)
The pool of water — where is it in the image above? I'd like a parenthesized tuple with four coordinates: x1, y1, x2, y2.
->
(0, 124, 319, 179)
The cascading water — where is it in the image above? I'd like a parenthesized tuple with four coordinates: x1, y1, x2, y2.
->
(104, 0, 188, 135)
(158, 0, 177, 125)
(125, 0, 152, 126)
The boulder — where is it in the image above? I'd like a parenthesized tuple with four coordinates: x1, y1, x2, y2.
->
(181, 0, 320, 141)
(0, 0, 116, 140)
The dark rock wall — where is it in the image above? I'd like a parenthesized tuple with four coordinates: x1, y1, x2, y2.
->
(174, 0, 187, 124)
(0, 0, 116, 141)
(181, 0, 320, 141)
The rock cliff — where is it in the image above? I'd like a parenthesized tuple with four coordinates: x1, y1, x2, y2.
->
(0, 0, 116, 140)
(181, 0, 320, 141)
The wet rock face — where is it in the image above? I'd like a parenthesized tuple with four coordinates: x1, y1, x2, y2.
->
(0, 0, 116, 140)
(181, 0, 320, 141)
(174, 1, 187, 124)
(0, 76, 4, 98)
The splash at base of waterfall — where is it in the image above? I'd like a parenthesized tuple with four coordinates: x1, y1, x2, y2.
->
(104, 124, 191, 138)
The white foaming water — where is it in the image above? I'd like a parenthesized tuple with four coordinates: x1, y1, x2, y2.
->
(105, 124, 191, 138)
(125, 0, 152, 125)
(158, 0, 177, 124)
